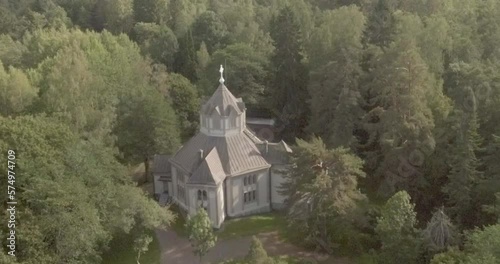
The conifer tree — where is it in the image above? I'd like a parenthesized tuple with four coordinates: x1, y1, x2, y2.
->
(443, 100, 483, 227)
(423, 207, 458, 252)
(269, 6, 310, 141)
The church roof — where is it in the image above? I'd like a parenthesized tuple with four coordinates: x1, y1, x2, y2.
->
(170, 129, 271, 179)
(188, 148, 226, 185)
(201, 84, 245, 116)
(256, 140, 293, 165)
(152, 155, 171, 174)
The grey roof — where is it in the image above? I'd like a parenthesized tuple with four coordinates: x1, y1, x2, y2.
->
(153, 155, 171, 174)
(201, 84, 245, 116)
(170, 129, 271, 178)
(256, 140, 293, 165)
(188, 148, 226, 185)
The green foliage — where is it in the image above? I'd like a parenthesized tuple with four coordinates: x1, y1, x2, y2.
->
(0, 116, 174, 263)
(133, 0, 168, 24)
(185, 208, 217, 261)
(114, 86, 180, 179)
(166, 73, 200, 141)
(282, 137, 367, 252)
(133, 22, 179, 68)
(199, 43, 269, 108)
(245, 236, 273, 264)
(269, 6, 310, 141)
(0, 62, 37, 116)
(375, 191, 420, 264)
(191, 10, 229, 54)
(307, 6, 366, 149)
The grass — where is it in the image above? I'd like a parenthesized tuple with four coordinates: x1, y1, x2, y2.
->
(217, 212, 287, 240)
(101, 229, 160, 264)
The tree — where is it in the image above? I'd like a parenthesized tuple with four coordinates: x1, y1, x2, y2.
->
(191, 11, 229, 54)
(364, 0, 396, 48)
(133, 0, 168, 24)
(423, 207, 458, 252)
(443, 103, 483, 227)
(133, 22, 179, 69)
(269, 6, 310, 141)
(185, 208, 217, 262)
(375, 191, 420, 264)
(198, 43, 269, 109)
(245, 236, 273, 264)
(282, 137, 366, 252)
(114, 87, 180, 182)
(174, 29, 198, 81)
(166, 73, 200, 141)
(133, 234, 153, 264)
(0, 62, 37, 116)
(307, 6, 366, 149)
(0, 116, 175, 263)
(94, 0, 134, 34)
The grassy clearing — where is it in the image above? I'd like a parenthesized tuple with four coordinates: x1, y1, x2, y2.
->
(217, 212, 287, 240)
(101, 229, 160, 264)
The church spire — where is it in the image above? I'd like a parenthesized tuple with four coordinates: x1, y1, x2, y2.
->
(219, 64, 225, 84)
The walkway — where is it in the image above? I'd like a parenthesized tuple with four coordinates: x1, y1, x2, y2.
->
(155, 229, 348, 264)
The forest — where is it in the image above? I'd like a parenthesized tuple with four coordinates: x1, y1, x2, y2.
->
(0, 0, 499, 263)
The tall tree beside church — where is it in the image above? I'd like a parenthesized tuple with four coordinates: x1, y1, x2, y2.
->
(282, 137, 366, 252)
(308, 6, 366, 149)
(269, 6, 310, 141)
(114, 87, 180, 182)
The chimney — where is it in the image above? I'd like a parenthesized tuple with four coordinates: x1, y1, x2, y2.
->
(264, 140, 268, 154)
(199, 149, 204, 161)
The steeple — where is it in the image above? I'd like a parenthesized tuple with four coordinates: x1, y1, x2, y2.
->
(219, 64, 225, 84)
(199, 65, 247, 136)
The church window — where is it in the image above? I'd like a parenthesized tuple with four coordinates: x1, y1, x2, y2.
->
(243, 174, 257, 204)
(197, 189, 208, 211)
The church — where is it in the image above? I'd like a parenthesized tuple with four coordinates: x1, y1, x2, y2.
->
(152, 66, 292, 228)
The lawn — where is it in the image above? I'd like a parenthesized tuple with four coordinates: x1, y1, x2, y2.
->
(101, 229, 160, 264)
(217, 212, 287, 240)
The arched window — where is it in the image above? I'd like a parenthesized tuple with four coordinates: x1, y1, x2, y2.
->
(197, 190, 202, 201)
(197, 189, 208, 211)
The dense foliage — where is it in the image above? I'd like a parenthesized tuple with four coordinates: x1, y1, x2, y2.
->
(0, 0, 499, 263)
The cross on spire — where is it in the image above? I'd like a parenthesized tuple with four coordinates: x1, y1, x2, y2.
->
(219, 65, 225, 84)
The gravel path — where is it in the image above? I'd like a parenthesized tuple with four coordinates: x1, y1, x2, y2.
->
(155, 229, 348, 264)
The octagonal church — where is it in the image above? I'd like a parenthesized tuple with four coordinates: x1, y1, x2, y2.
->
(153, 66, 292, 228)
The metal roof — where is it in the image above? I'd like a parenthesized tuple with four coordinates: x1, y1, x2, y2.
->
(170, 128, 271, 178)
(201, 84, 245, 116)
(188, 148, 226, 185)
(152, 155, 171, 174)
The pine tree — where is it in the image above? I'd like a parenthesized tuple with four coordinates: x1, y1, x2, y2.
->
(269, 6, 310, 141)
(423, 207, 458, 252)
(443, 99, 483, 227)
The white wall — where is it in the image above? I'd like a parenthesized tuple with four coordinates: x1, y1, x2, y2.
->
(153, 174, 163, 195)
(217, 183, 225, 226)
(271, 165, 287, 208)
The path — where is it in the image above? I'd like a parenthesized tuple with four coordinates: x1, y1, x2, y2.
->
(156, 229, 349, 264)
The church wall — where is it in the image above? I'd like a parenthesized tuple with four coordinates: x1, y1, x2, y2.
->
(230, 177, 243, 216)
(217, 183, 225, 226)
(172, 167, 178, 198)
(271, 165, 288, 209)
(153, 174, 163, 195)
